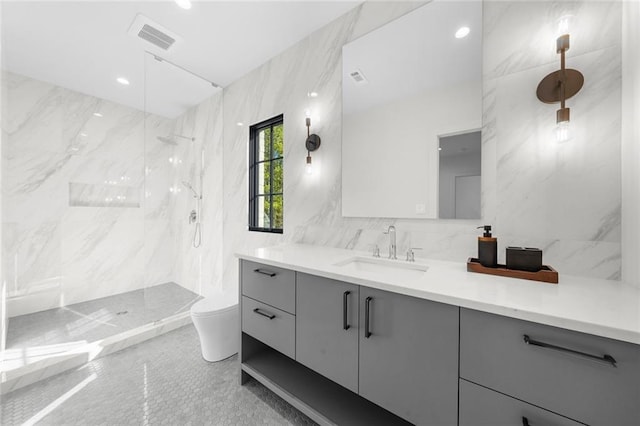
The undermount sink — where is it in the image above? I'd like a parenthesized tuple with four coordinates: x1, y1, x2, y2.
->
(334, 256, 428, 280)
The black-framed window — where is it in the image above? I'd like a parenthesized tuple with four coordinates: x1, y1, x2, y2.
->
(249, 115, 284, 233)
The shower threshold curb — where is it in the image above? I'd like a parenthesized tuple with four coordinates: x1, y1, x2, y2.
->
(0, 311, 192, 395)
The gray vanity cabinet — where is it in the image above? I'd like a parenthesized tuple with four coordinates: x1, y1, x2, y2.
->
(295, 273, 360, 393)
(358, 287, 459, 426)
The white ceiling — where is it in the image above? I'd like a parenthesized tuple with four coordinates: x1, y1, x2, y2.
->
(1, 1, 359, 118)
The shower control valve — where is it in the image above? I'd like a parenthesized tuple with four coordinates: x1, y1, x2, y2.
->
(189, 210, 197, 224)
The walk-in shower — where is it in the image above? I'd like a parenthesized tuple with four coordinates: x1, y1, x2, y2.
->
(0, 38, 216, 390)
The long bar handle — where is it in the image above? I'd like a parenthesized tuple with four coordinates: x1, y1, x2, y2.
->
(523, 335, 617, 367)
(253, 308, 276, 320)
(343, 291, 351, 330)
(253, 268, 277, 277)
(364, 297, 373, 338)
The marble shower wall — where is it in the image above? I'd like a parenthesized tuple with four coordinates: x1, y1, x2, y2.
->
(169, 92, 224, 298)
(1, 0, 6, 347)
(1, 71, 177, 316)
(220, 0, 623, 291)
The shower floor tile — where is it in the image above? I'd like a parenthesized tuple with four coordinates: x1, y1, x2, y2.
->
(1, 324, 316, 426)
(5, 283, 200, 366)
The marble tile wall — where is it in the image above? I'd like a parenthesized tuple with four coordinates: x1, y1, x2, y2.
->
(219, 0, 625, 292)
(1, 0, 6, 349)
(621, 0, 640, 286)
(169, 92, 225, 299)
(1, 72, 178, 316)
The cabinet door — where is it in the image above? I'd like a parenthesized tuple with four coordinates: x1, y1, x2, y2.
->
(459, 379, 583, 426)
(359, 288, 458, 425)
(296, 273, 359, 393)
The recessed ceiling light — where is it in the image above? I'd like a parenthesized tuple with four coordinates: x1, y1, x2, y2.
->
(237, 122, 244, 127)
(116, 77, 130, 86)
(308, 92, 319, 98)
(175, 0, 192, 10)
(93, 112, 103, 117)
(455, 27, 470, 39)
(80, 132, 88, 137)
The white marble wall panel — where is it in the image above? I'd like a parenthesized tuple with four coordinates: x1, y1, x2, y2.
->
(171, 93, 225, 298)
(60, 210, 146, 305)
(218, 0, 623, 289)
(1, 2, 6, 351)
(621, 0, 640, 288)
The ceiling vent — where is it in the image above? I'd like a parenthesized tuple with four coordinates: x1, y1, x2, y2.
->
(349, 69, 369, 85)
(128, 14, 181, 51)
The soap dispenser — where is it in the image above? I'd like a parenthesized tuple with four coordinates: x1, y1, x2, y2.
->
(477, 225, 497, 268)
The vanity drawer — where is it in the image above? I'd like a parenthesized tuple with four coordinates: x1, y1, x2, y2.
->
(241, 260, 295, 314)
(242, 296, 295, 359)
(459, 379, 582, 426)
(460, 308, 640, 426)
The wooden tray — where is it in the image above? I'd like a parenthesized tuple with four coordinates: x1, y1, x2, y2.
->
(467, 258, 558, 284)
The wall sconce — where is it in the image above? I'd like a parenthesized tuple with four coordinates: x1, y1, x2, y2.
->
(305, 116, 321, 175)
(536, 15, 584, 143)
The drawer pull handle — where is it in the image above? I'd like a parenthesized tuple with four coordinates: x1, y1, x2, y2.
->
(253, 268, 277, 277)
(253, 308, 276, 320)
(523, 335, 617, 367)
(522, 417, 530, 426)
(343, 291, 351, 330)
(364, 296, 373, 338)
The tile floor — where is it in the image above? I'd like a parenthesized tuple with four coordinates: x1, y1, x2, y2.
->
(1, 324, 316, 426)
(6, 283, 200, 351)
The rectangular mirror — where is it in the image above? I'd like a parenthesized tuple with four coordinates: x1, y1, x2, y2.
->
(342, 1, 482, 219)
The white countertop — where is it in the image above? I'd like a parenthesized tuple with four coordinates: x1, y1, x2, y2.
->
(236, 243, 640, 345)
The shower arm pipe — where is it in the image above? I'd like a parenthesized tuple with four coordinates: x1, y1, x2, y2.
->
(147, 51, 222, 88)
(173, 134, 195, 141)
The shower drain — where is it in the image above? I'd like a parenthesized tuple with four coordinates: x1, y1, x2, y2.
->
(116, 310, 128, 316)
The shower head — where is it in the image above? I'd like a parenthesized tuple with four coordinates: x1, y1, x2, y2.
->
(182, 181, 200, 199)
(157, 134, 195, 145)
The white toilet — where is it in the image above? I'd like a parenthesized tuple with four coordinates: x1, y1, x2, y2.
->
(190, 293, 239, 362)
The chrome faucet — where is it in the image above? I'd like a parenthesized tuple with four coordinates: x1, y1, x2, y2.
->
(384, 225, 397, 259)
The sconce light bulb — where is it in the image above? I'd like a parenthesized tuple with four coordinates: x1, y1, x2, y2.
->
(305, 109, 311, 118)
(555, 120, 572, 143)
(557, 15, 572, 37)
(306, 155, 313, 175)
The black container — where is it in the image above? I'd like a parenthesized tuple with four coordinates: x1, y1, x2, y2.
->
(478, 238, 498, 268)
(506, 247, 542, 272)
(477, 225, 497, 268)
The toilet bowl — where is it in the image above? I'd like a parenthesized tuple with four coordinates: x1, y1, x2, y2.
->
(190, 293, 239, 362)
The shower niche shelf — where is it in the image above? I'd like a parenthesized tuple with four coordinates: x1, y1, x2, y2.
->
(69, 182, 141, 208)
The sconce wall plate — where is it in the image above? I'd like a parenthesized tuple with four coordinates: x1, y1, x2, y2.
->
(305, 134, 321, 151)
(536, 69, 584, 104)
